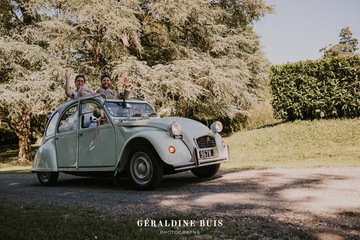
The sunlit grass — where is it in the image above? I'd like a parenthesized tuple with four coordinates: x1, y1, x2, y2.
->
(223, 118, 360, 170)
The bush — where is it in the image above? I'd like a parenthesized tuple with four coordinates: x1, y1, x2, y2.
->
(270, 55, 360, 120)
(0, 127, 18, 144)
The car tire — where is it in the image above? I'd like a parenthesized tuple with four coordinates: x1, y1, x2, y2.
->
(37, 172, 59, 186)
(128, 145, 163, 190)
(191, 164, 220, 178)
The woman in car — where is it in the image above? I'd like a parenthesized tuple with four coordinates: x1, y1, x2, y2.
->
(64, 69, 94, 99)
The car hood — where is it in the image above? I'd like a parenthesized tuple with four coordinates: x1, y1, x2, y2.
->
(117, 117, 213, 137)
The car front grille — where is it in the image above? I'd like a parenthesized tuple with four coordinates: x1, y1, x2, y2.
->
(196, 136, 216, 149)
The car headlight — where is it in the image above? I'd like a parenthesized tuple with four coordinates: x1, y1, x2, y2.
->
(168, 122, 181, 137)
(210, 121, 223, 133)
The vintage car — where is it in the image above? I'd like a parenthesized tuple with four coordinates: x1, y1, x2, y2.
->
(32, 95, 230, 190)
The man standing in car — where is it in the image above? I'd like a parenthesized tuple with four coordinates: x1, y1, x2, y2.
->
(96, 74, 131, 99)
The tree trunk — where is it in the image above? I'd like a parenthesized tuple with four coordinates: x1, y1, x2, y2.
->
(15, 112, 32, 163)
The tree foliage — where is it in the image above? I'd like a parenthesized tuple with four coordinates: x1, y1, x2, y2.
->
(0, 0, 273, 161)
(320, 27, 359, 58)
(0, 0, 65, 162)
(28, 0, 143, 76)
(114, 0, 273, 130)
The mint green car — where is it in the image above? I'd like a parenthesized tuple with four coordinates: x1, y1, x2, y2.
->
(32, 96, 230, 190)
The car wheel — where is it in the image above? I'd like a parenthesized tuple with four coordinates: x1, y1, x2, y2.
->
(191, 164, 220, 178)
(128, 145, 163, 190)
(37, 172, 59, 186)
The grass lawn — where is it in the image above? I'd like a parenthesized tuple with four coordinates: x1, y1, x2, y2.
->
(0, 204, 201, 240)
(223, 118, 360, 170)
(0, 144, 33, 171)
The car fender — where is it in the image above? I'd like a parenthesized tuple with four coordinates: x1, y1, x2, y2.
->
(32, 138, 58, 172)
(116, 131, 192, 172)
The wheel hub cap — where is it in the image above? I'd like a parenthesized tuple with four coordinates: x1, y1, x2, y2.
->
(138, 162, 147, 175)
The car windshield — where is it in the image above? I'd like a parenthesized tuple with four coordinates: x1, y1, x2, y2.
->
(104, 101, 158, 119)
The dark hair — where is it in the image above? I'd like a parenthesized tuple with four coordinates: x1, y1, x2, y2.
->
(75, 74, 86, 83)
(101, 74, 111, 81)
(93, 108, 104, 118)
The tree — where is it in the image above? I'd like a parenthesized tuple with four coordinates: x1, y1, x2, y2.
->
(0, 1, 64, 162)
(320, 27, 359, 58)
(28, 0, 144, 80)
(115, 0, 273, 130)
(0, 0, 273, 162)
(27, 0, 273, 130)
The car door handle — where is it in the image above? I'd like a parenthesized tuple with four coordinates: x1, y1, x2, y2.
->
(79, 133, 83, 136)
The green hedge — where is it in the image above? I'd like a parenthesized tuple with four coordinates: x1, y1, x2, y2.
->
(270, 55, 360, 120)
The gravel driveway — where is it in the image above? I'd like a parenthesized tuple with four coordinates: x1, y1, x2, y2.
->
(1, 168, 360, 239)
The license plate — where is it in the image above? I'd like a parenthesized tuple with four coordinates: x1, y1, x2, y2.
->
(198, 149, 218, 159)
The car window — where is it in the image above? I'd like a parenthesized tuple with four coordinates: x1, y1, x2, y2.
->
(105, 102, 158, 118)
(45, 112, 59, 137)
(58, 105, 78, 133)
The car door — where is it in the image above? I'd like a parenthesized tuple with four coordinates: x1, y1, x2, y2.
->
(77, 101, 116, 168)
(56, 104, 79, 168)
